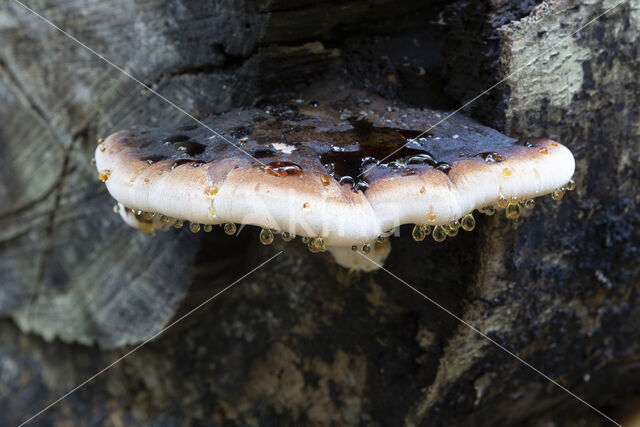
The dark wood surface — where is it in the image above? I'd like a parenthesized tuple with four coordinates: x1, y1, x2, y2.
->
(0, 0, 638, 425)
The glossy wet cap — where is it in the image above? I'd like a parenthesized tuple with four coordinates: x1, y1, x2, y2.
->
(94, 91, 575, 247)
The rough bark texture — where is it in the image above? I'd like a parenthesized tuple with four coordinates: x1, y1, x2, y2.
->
(0, 0, 638, 426)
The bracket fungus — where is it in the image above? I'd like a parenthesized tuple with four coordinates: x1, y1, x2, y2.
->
(94, 88, 575, 271)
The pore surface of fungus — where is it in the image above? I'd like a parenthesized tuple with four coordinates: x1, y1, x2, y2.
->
(95, 84, 575, 268)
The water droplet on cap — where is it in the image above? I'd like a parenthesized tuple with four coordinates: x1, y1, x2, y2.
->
(204, 186, 219, 199)
(98, 169, 111, 182)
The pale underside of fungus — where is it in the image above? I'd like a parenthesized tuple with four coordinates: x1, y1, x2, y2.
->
(94, 85, 575, 271)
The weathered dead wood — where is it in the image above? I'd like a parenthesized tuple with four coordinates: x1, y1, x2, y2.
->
(0, 0, 638, 426)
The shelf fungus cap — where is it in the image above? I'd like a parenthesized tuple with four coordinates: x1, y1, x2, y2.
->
(95, 89, 574, 269)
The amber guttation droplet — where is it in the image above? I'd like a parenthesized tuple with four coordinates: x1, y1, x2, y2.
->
(112, 204, 119, 214)
(566, 179, 576, 191)
(224, 223, 236, 235)
(419, 186, 425, 195)
(427, 208, 437, 223)
(538, 147, 549, 154)
(203, 224, 213, 232)
(445, 223, 458, 237)
(190, 223, 201, 233)
(99, 146, 106, 152)
(480, 206, 496, 216)
(506, 203, 521, 219)
(450, 219, 460, 231)
(301, 236, 310, 244)
(412, 224, 426, 242)
(129, 178, 135, 185)
(303, 202, 311, 211)
(551, 188, 565, 201)
(503, 167, 512, 177)
(282, 231, 295, 242)
(260, 228, 274, 245)
(374, 240, 390, 256)
(362, 243, 372, 253)
(432, 225, 446, 242)
(497, 195, 509, 209)
(524, 199, 535, 210)
(160, 215, 170, 223)
(461, 213, 475, 231)
(174, 219, 184, 228)
(98, 169, 111, 182)
(208, 207, 216, 218)
(204, 186, 219, 200)
(143, 178, 150, 184)
(142, 212, 154, 220)
(97, 138, 104, 145)
(319, 174, 331, 187)
(139, 222, 154, 235)
(308, 237, 327, 253)
(90, 158, 96, 166)
(260, 161, 303, 177)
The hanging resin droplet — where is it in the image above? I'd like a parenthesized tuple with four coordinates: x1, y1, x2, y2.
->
(432, 225, 447, 242)
(302, 202, 311, 211)
(224, 223, 236, 235)
(524, 199, 535, 210)
(160, 215, 170, 223)
(301, 236, 310, 244)
(566, 179, 576, 191)
(112, 204, 119, 214)
(208, 207, 216, 218)
(502, 167, 512, 177)
(174, 219, 184, 229)
(461, 213, 475, 231)
(260, 228, 274, 245)
(203, 224, 213, 232)
(90, 158, 96, 166)
(362, 243, 372, 253)
(189, 222, 201, 233)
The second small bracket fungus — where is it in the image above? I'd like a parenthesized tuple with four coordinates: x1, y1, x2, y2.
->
(95, 86, 575, 271)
